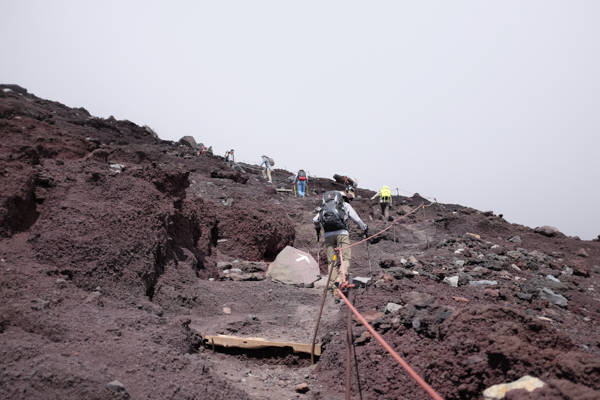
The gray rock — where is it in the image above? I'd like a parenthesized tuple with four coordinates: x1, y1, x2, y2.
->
(407, 255, 419, 266)
(515, 292, 533, 301)
(577, 248, 589, 258)
(436, 309, 453, 324)
(534, 225, 561, 237)
(178, 135, 197, 149)
(106, 380, 126, 392)
(84, 291, 101, 303)
(400, 291, 435, 307)
(562, 267, 573, 275)
(469, 280, 498, 287)
(507, 251, 522, 260)
(0, 84, 28, 94)
(353, 277, 371, 288)
(384, 303, 403, 314)
(545, 275, 560, 283)
(143, 125, 159, 138)
(529, 250, 547, 263)
(508, 236, 522, 245)
(266, 246, 320, 286)
(386, 267, 415, 279)
(538, 287, 568, 308)
(443, 276, 459, 287)
(457, 273, 474, 286)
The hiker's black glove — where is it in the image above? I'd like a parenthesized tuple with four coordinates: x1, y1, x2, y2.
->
(316, 227, 321, 240)
(364, 225, 369, 238)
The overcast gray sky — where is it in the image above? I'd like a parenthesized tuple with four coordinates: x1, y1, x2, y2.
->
(2, 1, 599, 239)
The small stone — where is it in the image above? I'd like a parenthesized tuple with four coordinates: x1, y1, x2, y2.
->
(510, 264, 521, 271)
(353, 277, 371, 288)
(294, 383, 310, 393)
(545, 275, 560, 283)
(483, 375, 545, 399)
(84, 291, 101, 303)
(106, 380, 126, 392)
(443, 276, 459, 287)
(469, 280, 498, 287)
(452, 296, 469, 303)
(577, 248, 588, 258)
(508, 236, 522, 245)
(484, 288, 499, 297)
(223, 307, 231, 314)
(538, 288, 568, 308)
(466, 233, 481, 240)
(353, 332, 371, 345)
(383, 303, 403, 314)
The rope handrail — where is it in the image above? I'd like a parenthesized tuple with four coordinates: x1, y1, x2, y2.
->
(312, 202, 445, 399)
(335, 202, 423, 280)
(337, 290, 444, 400)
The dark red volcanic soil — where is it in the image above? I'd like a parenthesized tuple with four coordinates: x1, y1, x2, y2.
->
(1, 85, 599, 399)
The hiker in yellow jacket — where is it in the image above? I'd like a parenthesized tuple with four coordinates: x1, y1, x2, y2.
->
(371, 186, 392, 220)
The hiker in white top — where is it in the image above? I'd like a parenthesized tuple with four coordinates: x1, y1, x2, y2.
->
(261, 155, 273, 183)
(313, 191, 368, 293)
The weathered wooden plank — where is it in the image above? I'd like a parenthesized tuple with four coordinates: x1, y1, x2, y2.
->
(204, 334, 322, 356)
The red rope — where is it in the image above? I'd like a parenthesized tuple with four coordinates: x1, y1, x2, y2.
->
(337, 290, 445, 400)
(335, 203, 423, 283)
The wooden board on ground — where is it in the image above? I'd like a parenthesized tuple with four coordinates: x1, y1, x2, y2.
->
(276, 188, 293, 192)
(204, 334, 322, 356)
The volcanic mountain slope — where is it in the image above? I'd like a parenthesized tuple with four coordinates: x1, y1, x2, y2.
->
(0, 85, 599, 400)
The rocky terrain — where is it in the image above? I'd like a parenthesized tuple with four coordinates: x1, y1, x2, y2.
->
(1, 84, 599, 400)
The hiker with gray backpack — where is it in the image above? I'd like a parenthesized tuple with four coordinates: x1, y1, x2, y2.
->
(294, 169, 308, 198)
(261, 155, 274, 183)
(313, 191, 368, 296)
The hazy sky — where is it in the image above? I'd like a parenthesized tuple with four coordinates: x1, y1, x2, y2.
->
(2, 1, 599, 239)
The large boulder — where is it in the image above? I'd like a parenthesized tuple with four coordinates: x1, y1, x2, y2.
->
(266, 246, 319, 287)
(534, 225, 561, 237)
(178, 136, 197, 149)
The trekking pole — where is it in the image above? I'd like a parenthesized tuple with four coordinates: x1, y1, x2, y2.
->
(317, 236, 320, 271)
(366, 232, 372, 281)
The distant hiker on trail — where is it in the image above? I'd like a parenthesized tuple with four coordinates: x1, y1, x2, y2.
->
(206, 146, 213, 156)
(313, 191, 368, 296)
(294, 169, 308, 198)
(224, 149, 235, 164)
(371, 185, 392, 220)
(198, 146, 207, 156)
(261, 155, 273, 183)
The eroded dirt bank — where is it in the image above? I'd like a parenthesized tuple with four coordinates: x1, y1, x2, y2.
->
(1, 86, 599, 399)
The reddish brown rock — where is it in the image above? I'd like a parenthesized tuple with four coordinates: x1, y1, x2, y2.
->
(294, 383, 310, 393)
